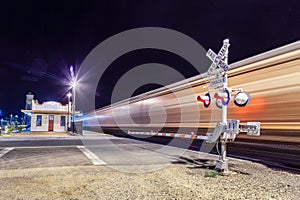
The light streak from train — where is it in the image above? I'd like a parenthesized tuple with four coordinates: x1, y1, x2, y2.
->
(80, 41, 300, 133)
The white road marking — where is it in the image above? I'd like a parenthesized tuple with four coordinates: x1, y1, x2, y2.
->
(77, 146, 107, 166)
(0, 147, 15, 158)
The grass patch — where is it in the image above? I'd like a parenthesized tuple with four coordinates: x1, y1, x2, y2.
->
(204, 168, 219, 177)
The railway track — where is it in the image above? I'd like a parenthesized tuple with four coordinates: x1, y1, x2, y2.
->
(226, 141, 300, 172)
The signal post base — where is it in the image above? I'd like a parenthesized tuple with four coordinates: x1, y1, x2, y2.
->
(215, 158, 229, 174)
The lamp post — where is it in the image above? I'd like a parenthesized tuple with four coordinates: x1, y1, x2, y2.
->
(67, 92, 72, 131)
(70, 65, 77, 133)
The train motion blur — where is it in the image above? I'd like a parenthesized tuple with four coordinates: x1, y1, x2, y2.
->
(80, 41, 300, 136)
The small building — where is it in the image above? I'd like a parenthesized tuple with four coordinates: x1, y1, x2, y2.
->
(21, 100, 76, 132)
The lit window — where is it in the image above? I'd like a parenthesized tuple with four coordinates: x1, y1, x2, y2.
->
(36, 115, 42, 126)
(60, 116, 66, 126)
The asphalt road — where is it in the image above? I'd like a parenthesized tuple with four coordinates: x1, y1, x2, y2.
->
(0, 131, 211, 172)
(1, 130, 299, 172)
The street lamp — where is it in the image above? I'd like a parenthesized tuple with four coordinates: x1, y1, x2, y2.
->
(67, 92, 72, 131)
(69, 65, 77, 133)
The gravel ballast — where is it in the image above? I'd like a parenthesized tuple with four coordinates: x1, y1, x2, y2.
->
(0, 158, 299, 200)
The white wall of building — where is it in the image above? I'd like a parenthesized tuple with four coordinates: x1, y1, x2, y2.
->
(30, 114, 67, 132)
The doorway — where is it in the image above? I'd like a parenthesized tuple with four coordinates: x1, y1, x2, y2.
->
(48, 115, 54, 131)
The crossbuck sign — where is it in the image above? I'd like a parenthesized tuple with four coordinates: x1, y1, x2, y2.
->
(206, 39, 231, 76)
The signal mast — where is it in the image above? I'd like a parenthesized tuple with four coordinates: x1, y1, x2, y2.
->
(197, 39, 260, 173)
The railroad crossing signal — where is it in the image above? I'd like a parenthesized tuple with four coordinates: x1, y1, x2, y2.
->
(197, 39, 260, 174)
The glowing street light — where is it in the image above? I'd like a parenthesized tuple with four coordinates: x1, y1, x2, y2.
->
(71, 80, 77, 88)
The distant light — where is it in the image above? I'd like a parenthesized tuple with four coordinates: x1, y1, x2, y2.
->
(15, 115, 18, 118)
(67, 92, 72, 98)
(70, 65, 75, 79)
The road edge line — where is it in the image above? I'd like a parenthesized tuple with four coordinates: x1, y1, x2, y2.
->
(0, 147, 15, 159)
(77, 146, 107, 166)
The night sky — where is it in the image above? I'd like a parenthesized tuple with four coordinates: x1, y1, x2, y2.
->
(0, 0, 299, 117)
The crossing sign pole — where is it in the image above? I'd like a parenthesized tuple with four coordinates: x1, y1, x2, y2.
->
(206, 39, 231, 172)
(197, 39, 260, 174)
(219, 42, 229, 172)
